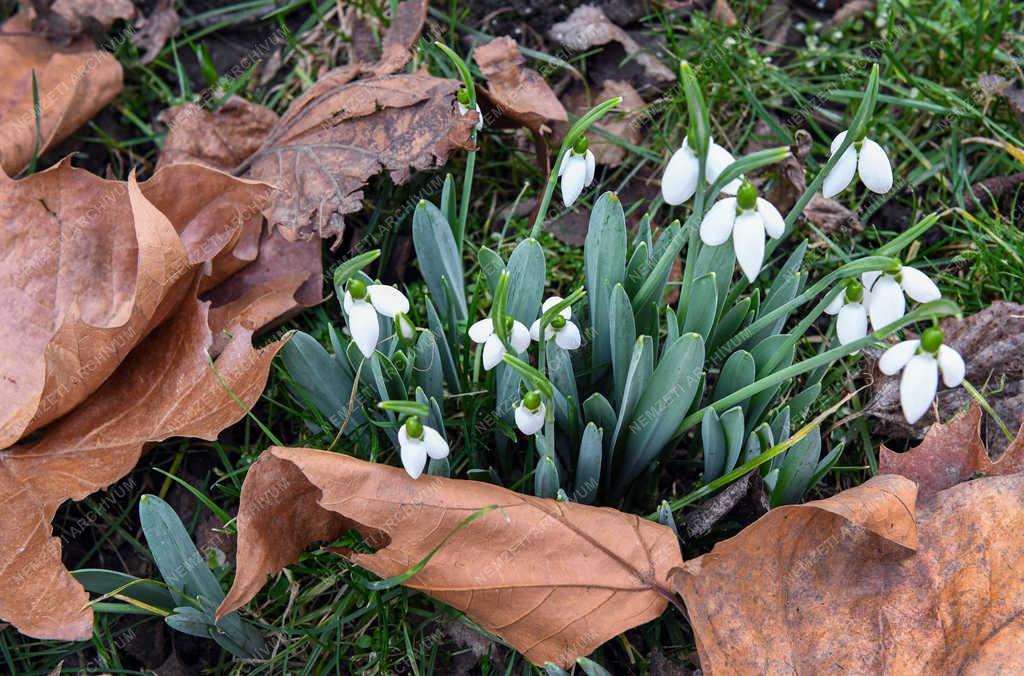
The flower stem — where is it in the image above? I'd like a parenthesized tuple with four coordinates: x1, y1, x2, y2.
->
(962, 380, 1015, 441)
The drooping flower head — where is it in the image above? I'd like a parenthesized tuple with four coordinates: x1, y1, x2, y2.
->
(395, 312, 417, 347)
(530, 296, 582, 350)
(469, 315, 530, 370)
(699, 180, 785, 282)
(825, 279, 870, 345)
(343, 279, 410, 358)
(661, 135, 742, 206)
(514, 390, 546, 436)
(398, 416, 450, 480)
(822, 130, 893, 198)
(879, 327, 965, 424)
(559, 136, 596, 208)
(862, 265, 941, 331)
(456, 88, 483, 131)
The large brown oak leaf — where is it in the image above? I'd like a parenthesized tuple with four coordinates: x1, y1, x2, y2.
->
(217, 447, 683, 668)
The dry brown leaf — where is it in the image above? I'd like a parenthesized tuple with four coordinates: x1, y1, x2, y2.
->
(674, 471, 1024, 673)
(241, 71, 476, 242)
(473, 36, 568, 133)
(26, 0, 135, 37)
(157, 96, 279, 174)
(0, 13, 122, 175)
(880, 403, 1024, 499)
(217, 447, 683, 668)
(710, 0, 738, 26)
(869, 302, 1024, 453)
(130, 0, 180, 65)
(0, 298, 287, 640)
(548, 6, 676, 86)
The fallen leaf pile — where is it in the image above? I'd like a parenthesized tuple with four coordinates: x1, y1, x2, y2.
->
(0, 0, 477, 642)
(473, 36, 568, 134)
(217, 447, 683, 669)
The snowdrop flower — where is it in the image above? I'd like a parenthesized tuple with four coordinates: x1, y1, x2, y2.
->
(862, 265, 941, 331)
(699, 180, 785, 283)
(514, 390, 546, 436)
(559, 137, 596, 208)
(456, 88, 483, 131)
(822, 130, 893, 198)
(825, 280, 870, 345)
(398, 416, 449, 480)
(529, 296, 582, 350)
(879, 327, 965, 424)
(468, 316, 530, 370)
(661, 135, 742, 205)
(343, 279, 410, 358)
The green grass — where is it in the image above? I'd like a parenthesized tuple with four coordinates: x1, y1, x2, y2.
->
(6, 0, 1024, 673)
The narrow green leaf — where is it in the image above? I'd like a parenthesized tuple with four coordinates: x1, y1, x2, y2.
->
(412, 200, 467, 320)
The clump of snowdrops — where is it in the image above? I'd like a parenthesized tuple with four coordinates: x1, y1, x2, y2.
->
(282, 51, 963, 512)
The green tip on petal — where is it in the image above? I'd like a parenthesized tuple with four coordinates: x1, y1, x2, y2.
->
(405, 416, 424, 439)
(736, 180, 758, 210)
(921, 326, 943, 353)
(348, 278, 367, 300)
(523, 390, 542, 411)
(845, 280, 864, 303)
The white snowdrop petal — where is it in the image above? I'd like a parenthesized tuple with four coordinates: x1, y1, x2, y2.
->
(836, 303, 868, 345)
(510, 321, 531, 353)
(367, 284, 409, 317)
(900, 266, 941, 303)
(400, 439, 428, 480)
(756, 197, 786, 239)
(867, 275, 906, 331)
(938, 345, 966, 388)
(901, 354, 939, 424)
(422, 426, 450, 459)
(829, 130, 848, 154)
(529, 319, 541, 342)
(858, 138, 893, 194)
(541, 296, 563, 313)
(555, 321, 582, 350)
(482, 333, 506, 370)
(515, 402, 546, 435)
(699, 198, 737, 246)
(861, 270, 881, 292)
(661, 146, 700, 205)
(343, 291, 354, 315)
(822, 144, 857, 198)
(468, 318, 494, 343)
(879, 340, 920, 375)
(825, 292, 845, 315)
(561, 156, 587, 208)
(706, 142, 737, 187)
(347, 300, 379, 358)
(585, 150, 596, 185)
(733, 209, 766, 283)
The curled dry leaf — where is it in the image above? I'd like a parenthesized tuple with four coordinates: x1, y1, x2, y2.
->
(217, 447, 683, 668)
(236, 0, 473, 242)
(880, 403, 1024, 499)
(26, 0, 135, 37)
(869, 302, 1024, 453)
(157, 96, 279, 174)
(0, 160, 291, 639)
(0, 13, 122, 175)
(674, 471, 1024, 673)
(242, 71, 476, 242)
(130, 0, 180, 65)
(0, 298, 287, 640)
(473, 36, 568, 133)
(548, 5, 676, 87)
